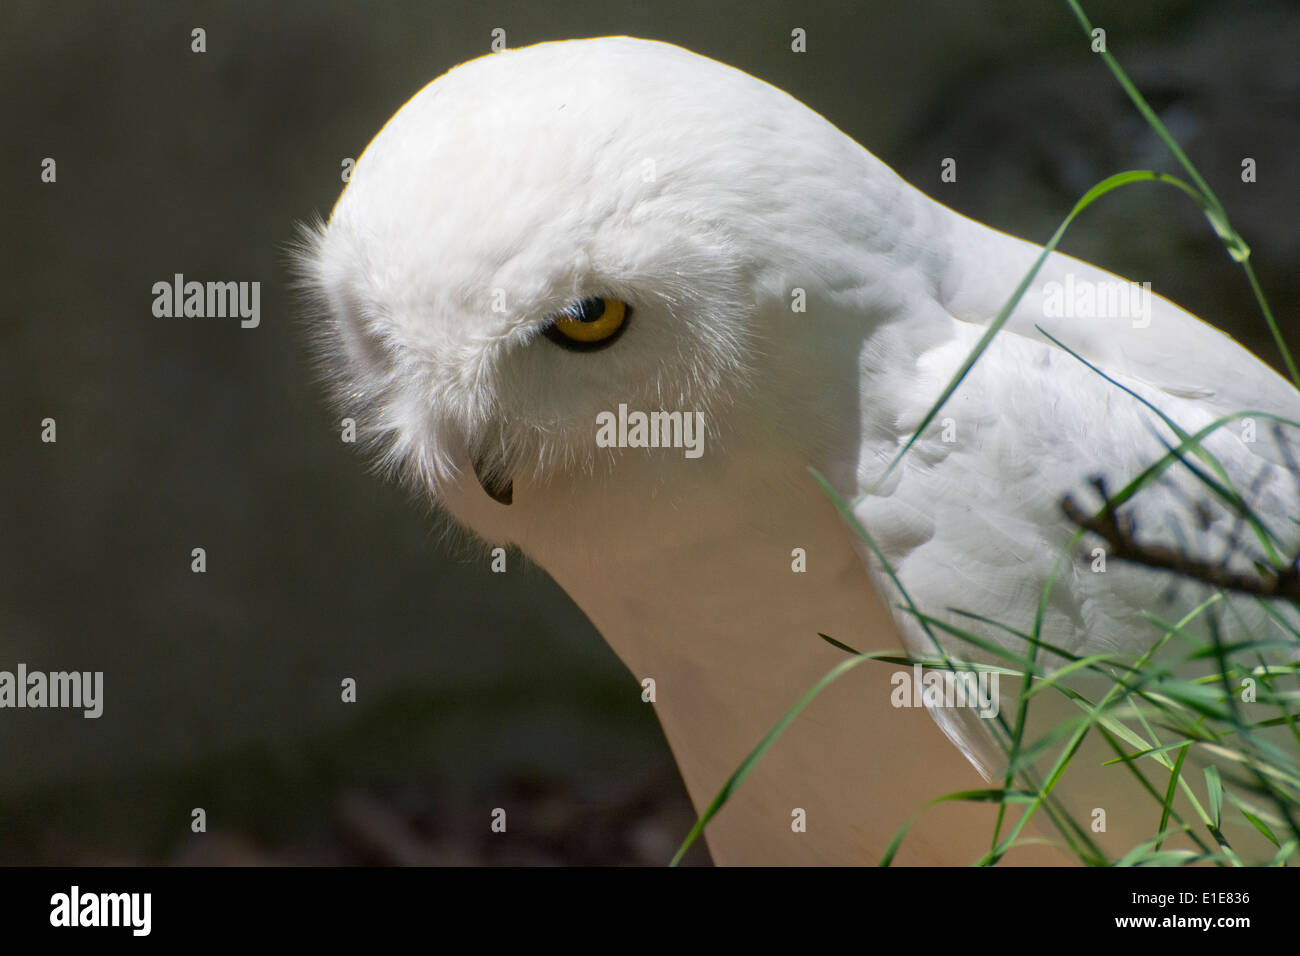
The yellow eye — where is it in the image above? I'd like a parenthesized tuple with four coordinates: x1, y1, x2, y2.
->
(544, 297, 629, 350)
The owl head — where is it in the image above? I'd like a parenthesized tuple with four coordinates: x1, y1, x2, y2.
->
(298, 38, 882, 545)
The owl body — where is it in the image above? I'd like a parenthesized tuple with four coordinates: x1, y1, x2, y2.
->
(305, 38, 1300, 864)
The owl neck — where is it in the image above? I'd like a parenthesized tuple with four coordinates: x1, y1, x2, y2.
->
(515, 434, 1040, 864)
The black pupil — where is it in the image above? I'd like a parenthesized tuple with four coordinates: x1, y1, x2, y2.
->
(572, 297, 604, 322)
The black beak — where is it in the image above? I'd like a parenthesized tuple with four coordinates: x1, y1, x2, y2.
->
(472, 455, 513, 506)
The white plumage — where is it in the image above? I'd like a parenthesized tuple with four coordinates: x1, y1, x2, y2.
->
(303, 37, 1300, 864)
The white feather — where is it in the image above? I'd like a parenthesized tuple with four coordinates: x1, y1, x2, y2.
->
(302, 37, 1300, 863)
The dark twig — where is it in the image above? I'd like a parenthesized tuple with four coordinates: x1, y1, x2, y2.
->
(1062, 477, 1300, 602)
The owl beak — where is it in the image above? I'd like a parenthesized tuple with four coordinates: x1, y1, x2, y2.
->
(472, 454, 513, 506)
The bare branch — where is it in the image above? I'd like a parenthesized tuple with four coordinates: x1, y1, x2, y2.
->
(1062, 477, 1300, 602)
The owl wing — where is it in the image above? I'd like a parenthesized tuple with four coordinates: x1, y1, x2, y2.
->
(846, 210, 1300, 779)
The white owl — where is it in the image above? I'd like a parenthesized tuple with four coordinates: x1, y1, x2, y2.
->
(300, 38, 1300, 865)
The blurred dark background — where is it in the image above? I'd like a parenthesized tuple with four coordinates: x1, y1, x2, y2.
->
(3, 0, 1296, 864)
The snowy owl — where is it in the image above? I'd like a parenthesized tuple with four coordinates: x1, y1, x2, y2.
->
(301, 38, 1300, 865)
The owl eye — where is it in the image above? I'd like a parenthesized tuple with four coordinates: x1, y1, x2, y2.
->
(543, 296, 629, 351)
